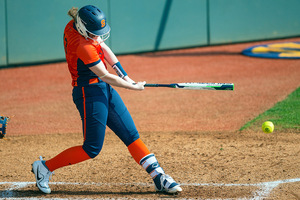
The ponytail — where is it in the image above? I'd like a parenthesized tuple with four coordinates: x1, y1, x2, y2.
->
(67, 7, 78, 20)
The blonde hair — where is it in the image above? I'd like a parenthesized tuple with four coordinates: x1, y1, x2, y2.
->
(68, 7, 78, 20)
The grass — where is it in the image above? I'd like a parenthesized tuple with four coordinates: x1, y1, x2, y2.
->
(240, 87, 300, 132)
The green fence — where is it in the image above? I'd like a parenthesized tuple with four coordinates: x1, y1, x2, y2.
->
(1, 0, 300, 67)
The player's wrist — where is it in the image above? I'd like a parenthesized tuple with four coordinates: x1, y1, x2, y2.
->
(124, 76, 135, 84)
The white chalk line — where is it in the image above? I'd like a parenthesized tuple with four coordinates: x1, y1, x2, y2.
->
(1, 178, 300, 200)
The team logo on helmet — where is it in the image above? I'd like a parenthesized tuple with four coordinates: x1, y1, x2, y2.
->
(101, 19, 106, 28)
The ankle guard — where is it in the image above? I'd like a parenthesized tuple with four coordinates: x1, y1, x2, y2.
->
(140, 153, 164, 179)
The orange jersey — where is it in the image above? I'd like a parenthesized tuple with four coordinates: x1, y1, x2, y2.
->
(63, 20, 106, 86)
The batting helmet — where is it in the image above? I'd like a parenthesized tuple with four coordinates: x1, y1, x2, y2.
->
(76, 5, 110, 41)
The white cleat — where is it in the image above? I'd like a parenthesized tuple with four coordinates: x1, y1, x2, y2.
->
(155, 174, 182, 194)
(31, 156, 53, 194)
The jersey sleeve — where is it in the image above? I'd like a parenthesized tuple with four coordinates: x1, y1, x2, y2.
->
(77, 43, 101, 67)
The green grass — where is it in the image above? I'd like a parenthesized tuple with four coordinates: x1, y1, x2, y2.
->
(240, 87, 300, 132)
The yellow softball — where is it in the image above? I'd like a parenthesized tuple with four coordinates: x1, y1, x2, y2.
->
(262, 121, 274, 133)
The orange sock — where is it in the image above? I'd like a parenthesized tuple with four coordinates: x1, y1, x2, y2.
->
(45, 146, 91, 172)
(128, 138, 151, 164)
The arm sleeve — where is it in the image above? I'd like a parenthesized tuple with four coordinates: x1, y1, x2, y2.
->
(112, 62, 128, 78)
(77, 44, 101, 67)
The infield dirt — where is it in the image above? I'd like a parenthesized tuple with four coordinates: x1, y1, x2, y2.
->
(0, 37, 300, 199)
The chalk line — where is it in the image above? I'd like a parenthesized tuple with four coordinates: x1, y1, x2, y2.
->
(1, 178, 300, 200)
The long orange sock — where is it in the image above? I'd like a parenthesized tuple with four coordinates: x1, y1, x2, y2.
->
(128, 138, 151, 164)
(45, 146, 91, 172)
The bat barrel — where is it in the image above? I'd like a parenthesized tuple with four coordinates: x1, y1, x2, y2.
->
(144, 83, 234, 90)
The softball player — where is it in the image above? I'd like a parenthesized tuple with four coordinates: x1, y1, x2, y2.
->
(32, 5, 182, 194)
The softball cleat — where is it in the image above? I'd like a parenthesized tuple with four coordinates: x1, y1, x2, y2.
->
(154, 174, 182, 194)
(31, 156, 53, 194)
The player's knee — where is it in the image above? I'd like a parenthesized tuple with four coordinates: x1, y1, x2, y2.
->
(124, 131, 140, 146)
(82, 143, 103, 158)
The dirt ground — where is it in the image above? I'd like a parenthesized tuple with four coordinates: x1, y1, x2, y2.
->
(0, 37, 300, 199)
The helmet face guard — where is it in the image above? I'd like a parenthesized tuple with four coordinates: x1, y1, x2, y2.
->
(75, 5, 111, 42)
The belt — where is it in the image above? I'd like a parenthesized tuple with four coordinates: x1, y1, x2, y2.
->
(72, 78, 100, 87)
